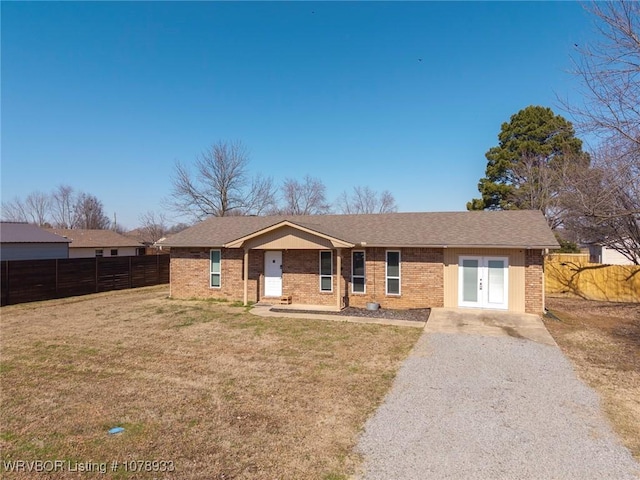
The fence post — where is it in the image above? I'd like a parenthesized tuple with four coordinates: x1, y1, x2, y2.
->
(129, 256, 133, 289)
(5, 261, 9, 306)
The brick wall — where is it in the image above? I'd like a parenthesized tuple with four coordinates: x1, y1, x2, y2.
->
(525, 249, 544, 314)
(170, 248, 262, 302)
(170, 246, 445, 309)
(282, 250, 342, 306)
(343, 247, 444, 309)
(171, 246, 544, 314)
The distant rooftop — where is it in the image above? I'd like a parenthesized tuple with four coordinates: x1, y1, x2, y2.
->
(46, 228, 144, 248)
(0, 222, 71, 244)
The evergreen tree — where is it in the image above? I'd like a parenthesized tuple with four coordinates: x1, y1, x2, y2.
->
(467, 105, 588, 228)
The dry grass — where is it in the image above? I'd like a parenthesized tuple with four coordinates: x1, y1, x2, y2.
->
(0, 286, 421, 479)
(545, 296, 640, 461)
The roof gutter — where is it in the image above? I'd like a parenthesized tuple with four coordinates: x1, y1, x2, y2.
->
(156, 243, 559, 250)
(359, 244, 559, 249)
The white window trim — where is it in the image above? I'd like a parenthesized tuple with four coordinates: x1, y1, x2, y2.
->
(351, 250, 366, 294)
(386, 250, 401, 296)
(210, 249, 221, 289)
(319, 250, 333, 293)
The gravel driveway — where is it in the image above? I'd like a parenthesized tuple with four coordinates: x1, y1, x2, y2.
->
(355, 310, 640, 480)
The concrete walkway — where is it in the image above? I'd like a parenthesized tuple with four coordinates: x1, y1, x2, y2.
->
(250, 304, 559, 344)
(250, 304, 426, 328)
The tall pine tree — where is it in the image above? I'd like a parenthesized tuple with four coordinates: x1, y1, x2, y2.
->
(467, 105, 588, 228)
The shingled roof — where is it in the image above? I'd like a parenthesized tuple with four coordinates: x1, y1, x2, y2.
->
(160, 210, 559, 249)
(0, 222, 71, 244)
(47, 229, 144, 248)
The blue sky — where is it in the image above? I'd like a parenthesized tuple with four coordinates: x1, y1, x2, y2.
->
(2, 1, 595, 229)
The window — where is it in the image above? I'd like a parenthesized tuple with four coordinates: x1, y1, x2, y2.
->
(111, 249, 118, 256)
(210, 249, 221, 288)
(319, 251, 333, 292)
(352, 251, 366, 293)
(386, 250, 401, 295)
(136, 247, 145, 256)
(95, 249, 103, 257)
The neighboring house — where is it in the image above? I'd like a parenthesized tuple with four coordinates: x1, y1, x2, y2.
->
(159, 210, 559, 314)
(0, 222, 70, 261)
(587, 243, 637, 266)
(126, 228, 170, 255)
(47, 228, 145, 258)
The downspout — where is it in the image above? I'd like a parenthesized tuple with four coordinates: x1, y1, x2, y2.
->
(243, 247, 249, 306)
(542, 248, 547, 314)
(336, 248, 342, 310)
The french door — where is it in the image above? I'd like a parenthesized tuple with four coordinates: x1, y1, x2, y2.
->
(459, 256, 509, 309)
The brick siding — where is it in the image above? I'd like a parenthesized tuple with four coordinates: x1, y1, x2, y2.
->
(170, 248, 263, 302)
(171, 246, 444, 309)
(343, 247, 444, 309)
(525, 249, 544, 314)
(170, 246, 543, 313)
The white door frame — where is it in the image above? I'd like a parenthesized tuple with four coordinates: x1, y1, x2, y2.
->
(264, 251, 283, 297)
(458, 256, 509, 310)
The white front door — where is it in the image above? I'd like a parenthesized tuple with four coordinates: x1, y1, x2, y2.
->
(264, 251, 283, 297)
(459, 256, 508, 309)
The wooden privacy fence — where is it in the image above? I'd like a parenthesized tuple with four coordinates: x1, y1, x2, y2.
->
(0, 255, 170, 306)
(545, 254, 640, 303)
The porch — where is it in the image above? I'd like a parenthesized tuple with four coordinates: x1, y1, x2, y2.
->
(224, 220, 356, 309)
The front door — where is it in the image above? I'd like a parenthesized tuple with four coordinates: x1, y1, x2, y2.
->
(459, 256, 508, 309)
(264, 251, 283, 297)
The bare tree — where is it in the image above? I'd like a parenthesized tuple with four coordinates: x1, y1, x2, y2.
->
(243, 173, 278, 216)
(558, 1, 640, 262)
(1, 192, 50, 226)
(561, 139, 639, 264)
(26, 192, 51, 226)
(167, 223, 190, 235)
(138, 211, 170, 244)
(2, 187, 115, 230)
(169, 140, 277, 220)
(73, 193, 111, 229)
(1, 197, 29, 222)
(564, 1, 640, 148)
(507, 153, 590, 230)
(336, 186, 398, 214)
(278, 175, 331, 215)
(51, 185, 76, 228)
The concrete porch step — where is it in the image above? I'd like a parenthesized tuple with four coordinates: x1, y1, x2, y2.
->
(261, 295, 292, 305)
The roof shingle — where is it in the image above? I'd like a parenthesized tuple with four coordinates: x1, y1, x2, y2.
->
(46, 229, 144, 248)
(160, 211, 559, 249)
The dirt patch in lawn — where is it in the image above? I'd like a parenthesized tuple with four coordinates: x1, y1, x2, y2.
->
(545, 295, 640, 461)
(0, 286, 421, 479)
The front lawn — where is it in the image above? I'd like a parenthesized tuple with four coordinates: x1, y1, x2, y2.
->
(0, 286, 421, 479)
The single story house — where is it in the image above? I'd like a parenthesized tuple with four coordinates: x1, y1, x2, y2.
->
(47, 228, 145, 258)
(0, 222, 70, 261)
(159, 210, 559, 314)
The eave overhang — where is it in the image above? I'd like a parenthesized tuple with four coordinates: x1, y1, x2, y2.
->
(224, 220, 355, 249)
